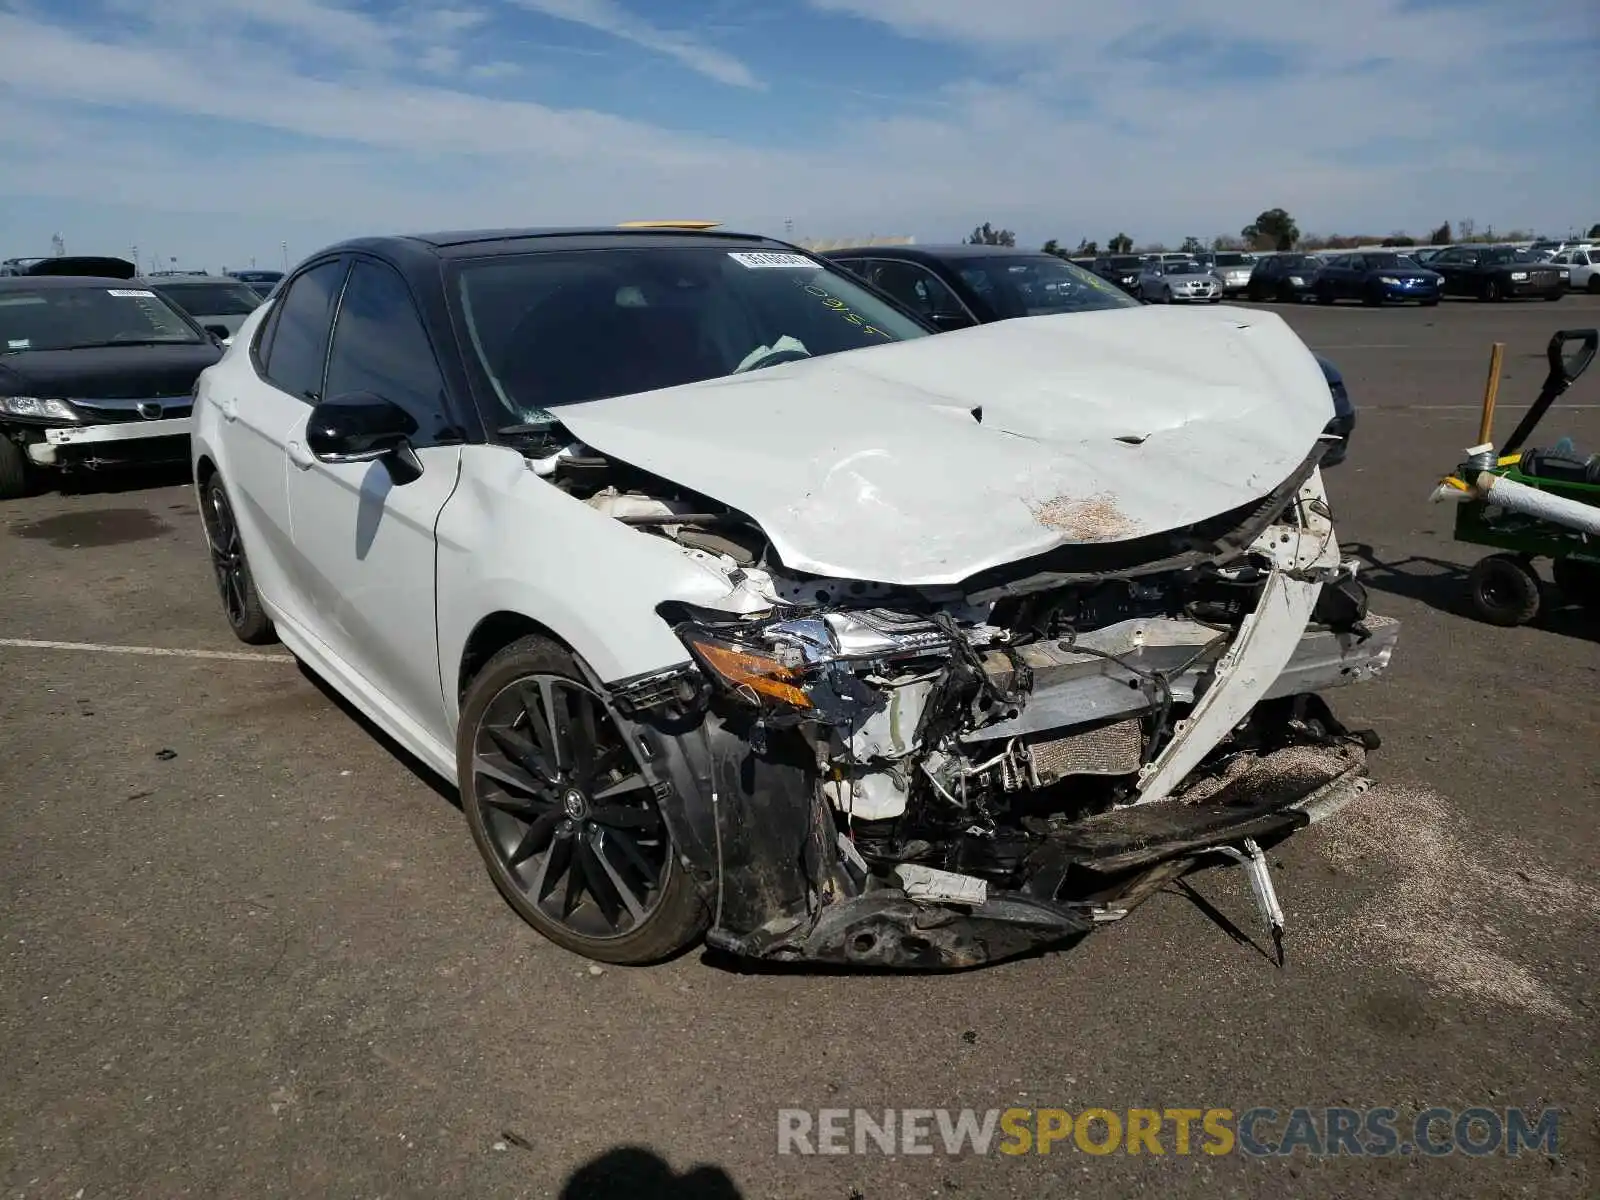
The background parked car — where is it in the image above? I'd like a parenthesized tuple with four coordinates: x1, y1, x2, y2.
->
(1208, 251, 1260, 296)
(1135, 259, 1221, 303)
(147, 274, 266, 339)
(1550, 247, 1600, 292)
(820, 244, 1139, 328)
(0, 273, 221, 497)
(226, 269, 284, 299)
(1428, 244, 1565, 301)
(1091, 254, 1146, 294)
(1246, 253, 1325, 302)
(1311, 252, 1442, 306)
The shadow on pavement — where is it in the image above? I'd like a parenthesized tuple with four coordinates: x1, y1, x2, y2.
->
(560, 1147, 742, 1199)
(1346, 541, 1597, 643)
(292, 658, 461, 808)
(50, 461, 194, 496)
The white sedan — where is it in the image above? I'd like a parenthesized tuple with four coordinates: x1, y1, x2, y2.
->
(191, 227, 1398, 969)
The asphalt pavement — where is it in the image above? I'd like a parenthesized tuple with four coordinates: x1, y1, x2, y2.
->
(2, 294, 1597, 1199)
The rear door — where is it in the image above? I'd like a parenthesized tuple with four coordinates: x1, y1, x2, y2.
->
(220, 256, 348, 623)
(281, 256, 464, 739)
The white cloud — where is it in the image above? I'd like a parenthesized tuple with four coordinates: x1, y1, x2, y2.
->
(0, 1, 1595, 265)
(507, 0, 761, 88)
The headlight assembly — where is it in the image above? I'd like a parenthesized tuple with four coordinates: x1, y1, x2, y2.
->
(678, 630, 813, 708)
(0, 396, 79, 422)
(675, 608, 965, 712)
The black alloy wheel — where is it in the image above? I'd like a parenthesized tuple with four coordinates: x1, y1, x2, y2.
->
(1482, 277, 1503, 301)
(458, 636, 707, 964)
(202, 476, 274, 643)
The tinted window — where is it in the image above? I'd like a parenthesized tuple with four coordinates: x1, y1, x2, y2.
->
(862, 260, 967, 319)
(955, 256, 1139, 317)
(324, 260, 451, 439)
(0, 285, 202, 353)
(262, 259, 346, 402)
(156, 281, 263, 316)
(454, 247, 928, 424)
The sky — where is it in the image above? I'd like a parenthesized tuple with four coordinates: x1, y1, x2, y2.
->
(1, 0, 1596, 271)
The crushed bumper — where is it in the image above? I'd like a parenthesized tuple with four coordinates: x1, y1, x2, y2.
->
(28, 417, 192, 468)
(706, 739, 1374, 970)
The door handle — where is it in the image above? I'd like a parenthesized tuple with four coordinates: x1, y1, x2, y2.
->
(287, 439, 316, 470)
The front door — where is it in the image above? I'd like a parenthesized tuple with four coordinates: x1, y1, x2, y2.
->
(221, 256, 348, 625)
(282, 257, 464, 741)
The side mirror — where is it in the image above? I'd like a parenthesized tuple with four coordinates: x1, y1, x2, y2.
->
(306, 391, 422, 480)
(204, 323, 231, 340)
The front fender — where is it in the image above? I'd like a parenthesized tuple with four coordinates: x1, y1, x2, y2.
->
(435, 445, 749, 726)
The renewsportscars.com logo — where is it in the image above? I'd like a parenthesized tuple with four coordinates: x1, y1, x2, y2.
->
(777, 1107, 1562, 1158)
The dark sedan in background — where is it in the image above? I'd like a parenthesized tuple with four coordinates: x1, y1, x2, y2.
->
(823, 244, 1355, 465)
(224, 268, 284, 299)
(146, 275, 265, 339)
(820, 243, 1139, 328)
(1245, 253, 1326, 302)
(1311, 251, 1442, 306)
(0, 275, 221, 497)
(1427, 245, 1565, 301)
(1091, 253, 1146, 294)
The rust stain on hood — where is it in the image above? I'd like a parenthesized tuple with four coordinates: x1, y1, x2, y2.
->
(1028, 493, 1141, 541)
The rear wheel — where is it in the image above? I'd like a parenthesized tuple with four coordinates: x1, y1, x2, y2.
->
(1466, 553, 1541, 626)
(1552, 558, 1600, 608)
(0, 435, 30, 500)
(458, 636, 709, 964)
(201, 476, 275, 644)
(1316, 282, 1335, 305)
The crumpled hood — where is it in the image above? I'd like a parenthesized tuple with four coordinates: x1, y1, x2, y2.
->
(554, 304, 1334, 586)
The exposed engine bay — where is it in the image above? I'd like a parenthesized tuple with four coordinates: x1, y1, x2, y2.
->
(513, 423, 1400, 968)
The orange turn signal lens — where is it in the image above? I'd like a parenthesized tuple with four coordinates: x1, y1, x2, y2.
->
(686, 639, 813, 708)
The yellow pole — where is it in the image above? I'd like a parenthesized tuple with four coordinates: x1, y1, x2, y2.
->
(1478, 342, 1505, 445)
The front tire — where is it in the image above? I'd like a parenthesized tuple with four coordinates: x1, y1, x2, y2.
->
(201, 475, 275, 644)
(1482, 277, 1503, 302)
(457, 636, 708, 964)
(1587, 276, 1600, 294)
(1467, 553, 1541, 627)
(0, 436, 30, 500)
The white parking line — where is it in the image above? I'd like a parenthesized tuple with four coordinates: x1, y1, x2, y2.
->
(0, 638, 294, 663)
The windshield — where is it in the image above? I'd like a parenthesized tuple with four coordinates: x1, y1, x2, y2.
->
(1106, 256, 1142, 270)
(454, 246, 930, 422)
(1213, 253, 1255, 266)
(1365, 253, 1411, 269)
(155, 281, 263, 316)
(0, 286, 202, 352)
(1483, 248, 1537, 264)
(956, 256, 1139, 317)
(1165, 261, 1207, 274)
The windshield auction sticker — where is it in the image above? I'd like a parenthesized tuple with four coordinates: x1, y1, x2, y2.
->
(107, 289, 157, 298)
(728, 252, 815, 269)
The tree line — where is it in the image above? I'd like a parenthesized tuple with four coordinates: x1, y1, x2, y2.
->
(966, 214, 1600, 257)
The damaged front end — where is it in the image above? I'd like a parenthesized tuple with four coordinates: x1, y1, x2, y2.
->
(590, 444, 1399, 970)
